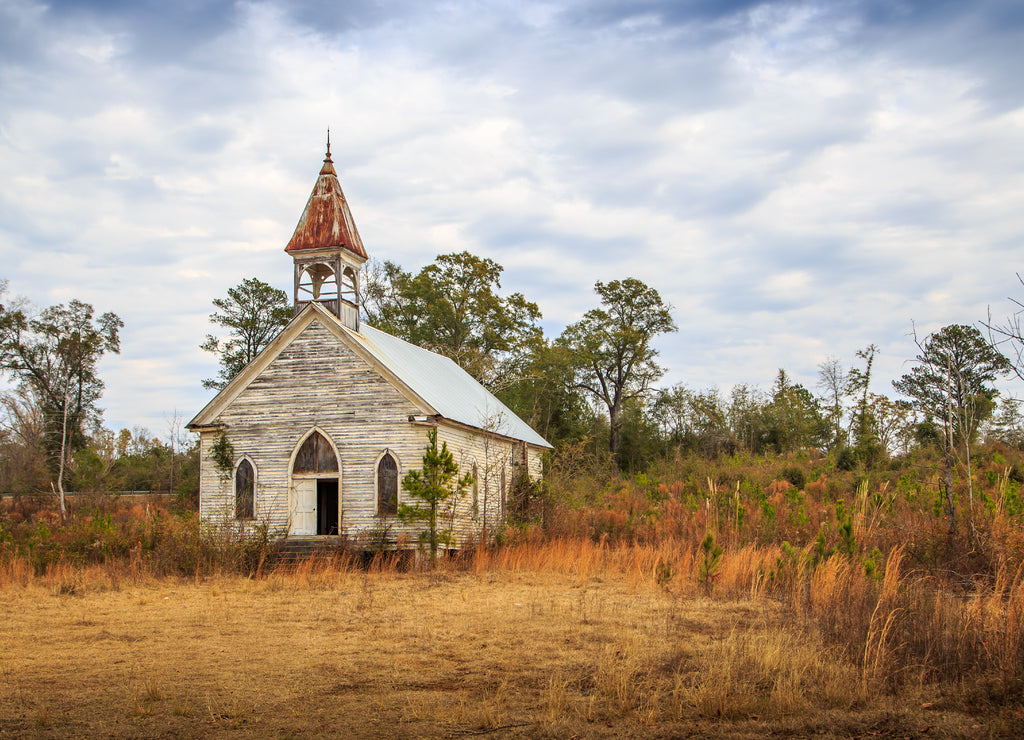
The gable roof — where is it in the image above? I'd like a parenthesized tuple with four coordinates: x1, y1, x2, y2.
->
(353, 323, 551, 448)
(188, 303, 552, 449)
(284, 147, 367, 259)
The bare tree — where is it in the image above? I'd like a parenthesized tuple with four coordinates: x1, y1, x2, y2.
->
(983, 272, 1024, 382)
(816, 356, 848, 451)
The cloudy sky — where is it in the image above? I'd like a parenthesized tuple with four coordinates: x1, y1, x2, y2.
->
(2, 0, 1024, 436)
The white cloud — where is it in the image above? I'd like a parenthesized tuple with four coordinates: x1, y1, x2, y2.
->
(2, 0, 1024, 433)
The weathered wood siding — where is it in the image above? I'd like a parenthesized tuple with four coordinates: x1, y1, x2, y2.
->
(198, 317, 544, 547)
(436, 425, 544, 544)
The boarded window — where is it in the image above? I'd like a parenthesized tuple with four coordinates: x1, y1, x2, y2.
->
(235, 459, 255, 519)
(378, 452, 398, 515)
(294, 431, 338, 474)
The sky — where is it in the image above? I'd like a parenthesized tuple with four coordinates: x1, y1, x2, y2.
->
(2, 0, 1024, 437)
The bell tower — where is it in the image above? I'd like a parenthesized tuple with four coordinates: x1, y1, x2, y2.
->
(284, 134, 368, 331)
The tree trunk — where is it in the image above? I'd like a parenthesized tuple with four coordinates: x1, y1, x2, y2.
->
(943, 362, 955, 537)
(56, 375, 70, 522)
(943, 444, 956, 536)
(965, 430, 976, 545)
(429, 499, 438, 565)
(608, 401, 621, 456)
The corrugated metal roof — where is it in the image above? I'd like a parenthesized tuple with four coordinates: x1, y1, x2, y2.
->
(284, 145, 368, 259)
(355, 323, 552, 449)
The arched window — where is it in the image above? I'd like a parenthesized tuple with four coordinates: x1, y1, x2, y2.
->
(293, 430, 338, 474)
(235, 458, 255, 519)
(340, 267, 358, 306)
(378, 452, 398, 515)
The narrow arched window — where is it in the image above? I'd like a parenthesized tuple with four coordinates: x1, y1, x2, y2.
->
(294, 430, 338, 474)
(235, 459, 255, 519)
(378, 452, 398, 515)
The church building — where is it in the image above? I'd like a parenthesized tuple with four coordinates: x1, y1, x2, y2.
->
(187, 143, 550, 547)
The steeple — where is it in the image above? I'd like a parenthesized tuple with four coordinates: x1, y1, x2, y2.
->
(286, 135, 367, 331)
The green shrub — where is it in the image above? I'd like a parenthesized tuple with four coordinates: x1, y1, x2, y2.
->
(781, 465, 806, 490)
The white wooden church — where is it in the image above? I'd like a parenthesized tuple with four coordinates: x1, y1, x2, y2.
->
(187, 143, 550, 547)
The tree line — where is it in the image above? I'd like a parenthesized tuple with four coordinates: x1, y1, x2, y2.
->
(5, 253, 1024, 535)
(201, 252, 1024, 536)
(0, 282, 197, 511)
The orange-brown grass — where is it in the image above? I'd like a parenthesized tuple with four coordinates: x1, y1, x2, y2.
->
(1, 543, 1020, 738)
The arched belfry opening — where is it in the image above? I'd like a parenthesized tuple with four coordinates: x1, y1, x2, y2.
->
(296, 262, 340, 314)
(284, 133, 368, 332)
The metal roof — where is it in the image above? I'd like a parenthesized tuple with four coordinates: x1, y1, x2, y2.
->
(284, 144, 367, 259)
(354, 323, 552, 449)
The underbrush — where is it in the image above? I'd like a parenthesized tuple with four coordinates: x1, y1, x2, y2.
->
(542, 442, 1024, 578)
(0, 500, 276, 579)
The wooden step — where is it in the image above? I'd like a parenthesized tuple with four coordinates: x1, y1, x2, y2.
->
(275, 536, 350, 562)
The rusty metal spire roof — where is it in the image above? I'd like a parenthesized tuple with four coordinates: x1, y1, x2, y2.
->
(284, 133, 368, 259)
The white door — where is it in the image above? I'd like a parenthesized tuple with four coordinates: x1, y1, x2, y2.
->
(291, 478, 316, 535)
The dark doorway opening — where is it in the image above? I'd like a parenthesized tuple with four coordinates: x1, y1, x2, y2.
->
(317, 480, 339, 535)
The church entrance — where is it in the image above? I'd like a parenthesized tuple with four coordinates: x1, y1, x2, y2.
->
(316, 480, 339, 535)
(289, 429, 341, 537)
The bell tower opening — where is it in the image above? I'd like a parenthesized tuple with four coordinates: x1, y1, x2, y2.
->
(295, 260, 341, 317)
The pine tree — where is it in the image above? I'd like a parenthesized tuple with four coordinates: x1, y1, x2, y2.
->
(399, 428, 474, 564)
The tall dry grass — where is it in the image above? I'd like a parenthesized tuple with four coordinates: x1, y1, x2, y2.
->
(5, 447, 1024, 714)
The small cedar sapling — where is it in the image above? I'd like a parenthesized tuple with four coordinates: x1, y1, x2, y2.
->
(399, 428, 474, 564)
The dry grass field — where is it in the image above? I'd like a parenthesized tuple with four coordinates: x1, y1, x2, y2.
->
(2, 545, 1019, 739)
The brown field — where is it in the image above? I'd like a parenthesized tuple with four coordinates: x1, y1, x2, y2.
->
(2, 545, 1020, 739)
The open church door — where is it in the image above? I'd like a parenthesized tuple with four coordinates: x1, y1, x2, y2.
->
(291, 478, 317, 535)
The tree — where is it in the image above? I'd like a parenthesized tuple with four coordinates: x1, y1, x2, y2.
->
(847, 344, 882, 463)
(652, 384, 733, 457)
(498, 340, 591, 447)
(362, 253, 543, 390)
(398, 427, 474, 564)
(985, 398, 1024, 449)
(983, 273, 1024, 382)
(816, 356, 848, 452)
(868, 393, 916, 456)
(558, 278, 676, 460)
(0, 280, 27, 369)
(362, 259, 413, 329)
(0, 387, 48, 495)
(893, 324, 1011, 536)
(1, 299, 122, 518)
(200, 278, 292, 390)
(760, 369, 828, 454)
(727, 383, 766, 454)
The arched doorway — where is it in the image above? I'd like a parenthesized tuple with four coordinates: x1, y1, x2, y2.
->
(289, 429, 341, 536)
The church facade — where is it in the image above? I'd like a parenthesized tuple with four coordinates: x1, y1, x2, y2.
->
(187, 144, 550, 547)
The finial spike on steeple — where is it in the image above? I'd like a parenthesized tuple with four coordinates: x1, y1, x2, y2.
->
(325, 128, 332, 161)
